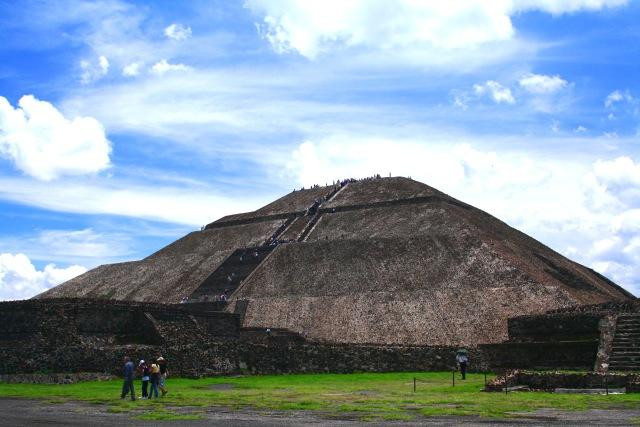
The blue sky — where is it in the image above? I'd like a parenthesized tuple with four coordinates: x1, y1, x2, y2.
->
(1, 0, 640, 300)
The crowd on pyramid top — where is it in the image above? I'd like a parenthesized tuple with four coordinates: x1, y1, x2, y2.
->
(294, 174, 384, 192)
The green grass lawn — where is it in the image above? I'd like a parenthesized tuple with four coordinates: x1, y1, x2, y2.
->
(0, 372, 638, 421)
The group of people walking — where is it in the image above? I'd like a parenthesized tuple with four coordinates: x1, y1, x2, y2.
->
(121, 356, 169, 401)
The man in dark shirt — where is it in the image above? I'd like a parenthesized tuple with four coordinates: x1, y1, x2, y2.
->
(120, 356, 136, 401)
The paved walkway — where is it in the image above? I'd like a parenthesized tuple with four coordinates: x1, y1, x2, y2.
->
(1, 398, 639, 426)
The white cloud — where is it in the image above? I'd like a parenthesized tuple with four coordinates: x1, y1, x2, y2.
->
(246, 0, 628, 59)
(80, 55, 110, 84)
(574, 125, 588, 133)
(519, 73, 568, 94)
(473, 80, 515, 104)
(593, 156, 640, 186)
(0, 95, 111, 181)
(122, 61, 142, 77)
(0, 253, 86, 301)
(164, 23, 192, 41)
(151, 59, 192, 74)
(605, 89, 633, 108)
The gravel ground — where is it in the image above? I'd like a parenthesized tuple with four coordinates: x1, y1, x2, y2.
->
(1, 398, 639, 426)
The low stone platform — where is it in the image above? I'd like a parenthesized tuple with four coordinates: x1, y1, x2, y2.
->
(485, 370, 640, 393)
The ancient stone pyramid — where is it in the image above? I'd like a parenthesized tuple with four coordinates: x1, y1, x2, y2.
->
(38, 177, 635, 346)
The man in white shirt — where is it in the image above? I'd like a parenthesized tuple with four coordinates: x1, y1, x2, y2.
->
(456, 350, 469, 380)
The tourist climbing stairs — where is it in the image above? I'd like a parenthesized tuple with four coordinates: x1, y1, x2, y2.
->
(188, 246, 275, 302)
(297, 183, 349, 242)
(264, 215, 296, 245)
(608, 314, 640, 371)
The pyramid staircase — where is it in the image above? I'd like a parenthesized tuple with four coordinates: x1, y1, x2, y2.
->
(264, 215, 297, 245)
(188, 246, 275, 302)
(188, 183, 350, 301)
(297, 183, 348, 242)
(608, 314, 640, 371)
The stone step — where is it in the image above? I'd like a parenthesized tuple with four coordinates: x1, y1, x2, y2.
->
(607, 365, 640, 371)
(609, 360, 640, 366)
(609, 355, 640, 361)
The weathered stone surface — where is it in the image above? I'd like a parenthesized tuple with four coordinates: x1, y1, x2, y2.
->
(0, 339, 484, 378)
(486, 370, 640, 392)
(0, 299, 240, 349)
(37, 220, 284, 303)
(37, 177, 635, 347)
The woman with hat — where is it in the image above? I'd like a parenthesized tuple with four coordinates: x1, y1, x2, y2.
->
(157, 356, 169, 396)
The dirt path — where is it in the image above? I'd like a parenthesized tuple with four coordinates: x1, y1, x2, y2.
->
(1, 398, 639, 426)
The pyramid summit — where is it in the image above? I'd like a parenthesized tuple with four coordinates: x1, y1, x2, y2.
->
(38, 176, 635, 346)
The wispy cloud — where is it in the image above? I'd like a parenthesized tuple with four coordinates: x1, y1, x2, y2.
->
(0, 175, 267, 226)
(164, 23, 192, 41)
(518, 73, 568, 94)
(473, 80, 515, 104)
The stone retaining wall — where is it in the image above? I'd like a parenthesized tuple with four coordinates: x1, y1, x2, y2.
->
(0, 340, 486, 379)
(507, 313, 602, 342)
(480, 341, 598, 370)
(0, 299, 240, 348)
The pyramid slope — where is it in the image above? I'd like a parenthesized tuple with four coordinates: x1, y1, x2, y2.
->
(214, 185, 333, 223)
(38, 219, 285, 303)
(38, 176, 634, 345)
(232, 201, 631, 345)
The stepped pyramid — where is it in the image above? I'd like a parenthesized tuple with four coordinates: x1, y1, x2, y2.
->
(39, 177, 635, 346)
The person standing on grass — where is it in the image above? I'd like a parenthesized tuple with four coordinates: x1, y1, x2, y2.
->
(149, 360, 160, 399)
(456, 349, 469, 380)
(157, 356, 169, 396)
(120, 356, 136, 401)
(138, 360, 150, 399)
